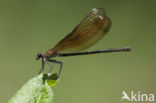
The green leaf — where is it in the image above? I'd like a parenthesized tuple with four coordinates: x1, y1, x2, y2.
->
(8, 73, 59, 103)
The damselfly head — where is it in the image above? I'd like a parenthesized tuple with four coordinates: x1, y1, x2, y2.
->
(36, 53, 43, 60)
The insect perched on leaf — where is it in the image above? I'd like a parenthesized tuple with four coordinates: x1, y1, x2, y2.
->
(36, 8, 131, 77)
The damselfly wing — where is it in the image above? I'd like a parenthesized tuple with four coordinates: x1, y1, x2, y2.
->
(52, 8, 111, 54)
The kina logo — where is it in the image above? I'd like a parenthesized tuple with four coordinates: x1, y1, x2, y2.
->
(121, 90, 154, 102)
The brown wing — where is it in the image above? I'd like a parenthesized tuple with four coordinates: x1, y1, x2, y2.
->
(54, 8, 111, 53)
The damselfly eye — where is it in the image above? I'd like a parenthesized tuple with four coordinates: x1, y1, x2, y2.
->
(36, 53, 42, 60)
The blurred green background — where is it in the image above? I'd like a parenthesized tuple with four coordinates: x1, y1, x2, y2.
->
(0, 0, 156, 103)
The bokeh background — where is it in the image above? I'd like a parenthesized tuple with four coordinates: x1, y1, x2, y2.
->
(0, 0, 156, 103)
